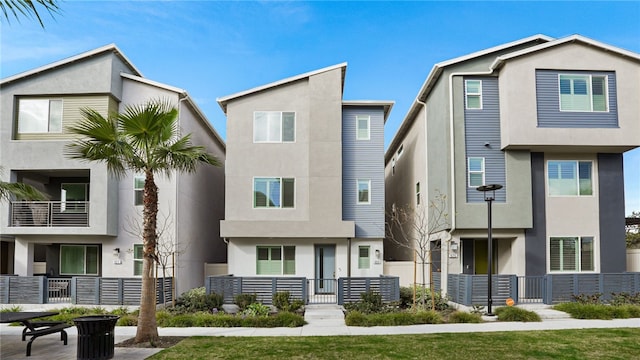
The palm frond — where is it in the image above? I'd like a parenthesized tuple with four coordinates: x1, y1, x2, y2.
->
(0, 181, 48, 201)
(0, 0, 60, 28)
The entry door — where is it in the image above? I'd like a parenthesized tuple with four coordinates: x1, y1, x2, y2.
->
(315, 245, 335, 294)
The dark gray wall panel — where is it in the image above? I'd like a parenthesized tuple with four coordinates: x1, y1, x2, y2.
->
(464, 76, 506, 203)
(598, 153, 626, 272)
(536, 70, 618, 128)
(525, 152, 546, 276)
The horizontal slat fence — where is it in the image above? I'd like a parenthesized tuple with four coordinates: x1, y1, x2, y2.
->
(338, 276, 400, 304)
(206, 276, 306, 305)
(447, 274, 516, 306)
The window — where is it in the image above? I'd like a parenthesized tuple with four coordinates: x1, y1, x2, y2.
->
(396, 144, 404, 159)
(357, 179, 371, 204)
(356, 115, 370, 140)
(358, 246, 370, 269)
(547, 161, 592, 196)
(559, 74, 607, 112)
(416, 182, 421, 205)
(392, 158, 396, 176)
(133, 244, 143, 276)
(17, 98, 63, 133)
(60, 245, 99, 275)
(254, 178, 295, 208)
(549, 236, 594, 272)
(253, 111, 295, 143)
(465, 80, 482, 109)
(256, 246, 295, 275)
(60, 183, 88, 212)
(468, 157, 485, 187)
(134, 176, 144, 206)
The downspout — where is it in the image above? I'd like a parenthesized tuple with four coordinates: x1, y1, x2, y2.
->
(416, 98, 428, 288)
(347, 238, 351, 277)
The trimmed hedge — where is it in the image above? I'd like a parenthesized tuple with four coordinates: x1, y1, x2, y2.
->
(494, 307, 541, 322)
(155, 310, 305, 327)
(345, 310, 442, 326)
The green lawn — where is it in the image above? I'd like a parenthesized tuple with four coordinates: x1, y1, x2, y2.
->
(149, 328, 640, 360)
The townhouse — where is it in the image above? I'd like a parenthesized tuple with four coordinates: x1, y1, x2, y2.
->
(218, 64, 393, 294)
(385, 34, 640, 291)
(0, 45, 226, 295)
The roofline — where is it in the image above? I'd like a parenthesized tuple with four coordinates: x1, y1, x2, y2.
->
(121, 73, 226, 151)
(491, 34, 640, 70)
(385, 34, 554, 162)
(216, 62, 348, 114)
(1, 44, 143, 86)
(343, 100, 395, 123)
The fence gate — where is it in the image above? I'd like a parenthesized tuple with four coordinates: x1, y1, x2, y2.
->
(307, 279, 337, 304)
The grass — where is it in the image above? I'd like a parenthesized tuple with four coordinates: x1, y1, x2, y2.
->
(148, 328, 640, 360)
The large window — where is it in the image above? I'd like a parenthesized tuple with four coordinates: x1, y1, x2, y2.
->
(465, 80, 482, 109)
(17, 98, 63, 133)
(356, 115, 370, 140)
(559, 74, 607, 112)
(134, 176, 144, 206)
(357, 179, 371, 204)
(256, 246, 295, 275)
(358, 246, 370, 269)
(254, 178, 295, 208)
(468, 157, 485, 187)
(60, 245, 99, 275)
(60, 183, 89, 212)
(254, 111, 295, 143)
(547, 161, 592, 196)
(133, 244, 143, 276)
(549, 236, 594, 272)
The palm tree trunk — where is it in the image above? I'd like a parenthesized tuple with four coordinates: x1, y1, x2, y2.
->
(135, 170, 159, 343)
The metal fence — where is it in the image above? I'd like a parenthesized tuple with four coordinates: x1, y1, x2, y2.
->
(447, 274, 517, 306)
(206, 276, 306, 305)
(0, 276, 172, 305)
(10, 201, 90, 227)
(307, 279, 338, 304)
(338, 276, 400, 305)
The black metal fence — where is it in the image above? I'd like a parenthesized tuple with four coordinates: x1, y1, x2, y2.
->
(0, 276, 173, 305)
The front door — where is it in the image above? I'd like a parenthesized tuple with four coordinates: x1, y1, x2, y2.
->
(315, 245, 335, 294)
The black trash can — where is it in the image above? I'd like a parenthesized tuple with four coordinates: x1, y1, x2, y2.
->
(73, 315, 120, 360)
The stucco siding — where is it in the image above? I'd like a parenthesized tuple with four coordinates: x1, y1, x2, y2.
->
(342, 106, 385, 238)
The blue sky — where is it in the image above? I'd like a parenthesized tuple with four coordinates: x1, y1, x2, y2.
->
(1, 1, 639, 214)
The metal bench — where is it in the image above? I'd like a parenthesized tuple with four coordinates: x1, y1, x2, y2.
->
(22, 321, 72, 356)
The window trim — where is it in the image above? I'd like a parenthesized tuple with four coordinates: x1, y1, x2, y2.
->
(549, 236, 596, 273)
(134, 175, 145, 206)
(547, 160, 593, 197)
(256, 245, 295, 275)
(17, 98, 63, 134)
(253, 177, 295, 209)
(253, 111, 296, 143)
(59, 244, 99, 276)
(357, 179, 371, 205)
(558, 74, 609, 113)
(356, 115, 370, 141)
(358, 246, 370, 269)
(465, 80, 483, 110)
(468, 157, 485, 188)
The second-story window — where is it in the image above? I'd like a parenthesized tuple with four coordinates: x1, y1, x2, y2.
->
(357, 179, 371, 204)
(465, 80, 482, 109)
(356, 115, 370, 140)
(254, 177, 295, 208)
(468, 157, 485, 187)
(134, 176, 145, 206)
(254, 111, 295, 143)
(17, 98, 63, 134)
(559, 74, 607, 112)
(547, 160, 593, 196)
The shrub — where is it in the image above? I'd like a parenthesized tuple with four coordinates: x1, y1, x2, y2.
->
(171, 287, 224, 314)
(234, 293, 258, 311)
(610, 292, 640, 306)
(448, 311, 483, 323)
(413, 287, 449, 311)
(155, 311, 304, 327)
(554, 303, 612, 319)
(571, 293, 603, 305)
(399, 286, 414, 309)
(343, 290, 387, 314)
(494, 307, 541, 322)
(242, 303, 270, 317)
(117, 314, 138, 326)
(273, 292, 304, 313)
(1, 305, 23, 312)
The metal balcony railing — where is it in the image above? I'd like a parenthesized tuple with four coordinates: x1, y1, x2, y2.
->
(10, 201, 90, 227)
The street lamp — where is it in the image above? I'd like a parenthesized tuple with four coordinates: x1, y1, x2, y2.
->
(476, 184, 502, 316)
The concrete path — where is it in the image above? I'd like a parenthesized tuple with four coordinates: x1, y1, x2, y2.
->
(0, 305, 638, 360)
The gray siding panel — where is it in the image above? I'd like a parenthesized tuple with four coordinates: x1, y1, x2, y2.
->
(598, 153, 626, 272)
(536, 70, 618, 128)
(464, 77, 506, 203)
(525, 152, 547, 276)
(342, 106, 385, 238)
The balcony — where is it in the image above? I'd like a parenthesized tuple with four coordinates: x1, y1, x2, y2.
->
(10, 201, 90, 227)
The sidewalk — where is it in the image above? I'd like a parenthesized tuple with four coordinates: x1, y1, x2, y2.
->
(1, 305, 638, 360)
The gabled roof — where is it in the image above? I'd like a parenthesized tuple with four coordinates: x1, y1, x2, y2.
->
(343, 100, 395, 123)
(0, 44, 142, 86)
(121, 73, 225, 150)
(217, 63, 348, 114)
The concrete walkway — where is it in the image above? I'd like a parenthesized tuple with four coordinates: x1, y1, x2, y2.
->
(0, 305, 638, 360)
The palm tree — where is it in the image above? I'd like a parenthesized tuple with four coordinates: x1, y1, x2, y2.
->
(0, 166, 47, 202)
(66, 99, 220, 343)
(0, 0, 60, 27)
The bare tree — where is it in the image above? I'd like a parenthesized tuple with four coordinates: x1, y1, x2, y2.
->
(386, 191, 449, 310)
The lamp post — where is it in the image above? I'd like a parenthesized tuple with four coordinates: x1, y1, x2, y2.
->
(476, 184, 502, 316)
